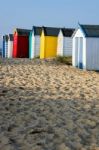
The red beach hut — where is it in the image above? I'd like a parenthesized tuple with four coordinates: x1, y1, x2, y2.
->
(13, 28, 31, 58)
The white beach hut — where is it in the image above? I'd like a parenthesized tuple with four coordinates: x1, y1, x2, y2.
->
(29, 26, 42, 59)
(8, 34, 13, 58)
(72, 24, 99, 70)
(57, 28, 75, 56)
(2, 35, 8, 58)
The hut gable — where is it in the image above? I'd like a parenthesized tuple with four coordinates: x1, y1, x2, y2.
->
(57, 30, 64, 56)
(59, 30, 63, 37)
(73, 28, 84, 38)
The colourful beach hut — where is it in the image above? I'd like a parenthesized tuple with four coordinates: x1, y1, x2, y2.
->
(40, 26, 60, 59)
(72, 24, 99, 70)
(29, 26, 42, 59)
(2, 35, 8, 58)
(13, 28, 31, 58)
(8, 34, 13, 58)
(57, 28, 75, 56)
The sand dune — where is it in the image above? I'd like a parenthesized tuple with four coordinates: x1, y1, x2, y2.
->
(0, 58, 99, 150)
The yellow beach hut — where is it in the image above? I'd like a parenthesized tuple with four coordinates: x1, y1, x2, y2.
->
(40, 26, 60, 59)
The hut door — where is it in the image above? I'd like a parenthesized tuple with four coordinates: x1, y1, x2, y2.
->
(5, 42, 8, 58)
(78, 37, 83, 69)
(75, 37, 79, 67)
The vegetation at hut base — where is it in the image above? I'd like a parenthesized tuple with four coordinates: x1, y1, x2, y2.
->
(56, 56, 72, 65)
(33, 56, 40, 59)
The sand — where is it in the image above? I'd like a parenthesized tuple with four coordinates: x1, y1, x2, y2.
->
(0, 58, 99, 150)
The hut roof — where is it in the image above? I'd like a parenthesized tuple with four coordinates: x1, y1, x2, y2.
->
(61, 28, 75, 37)
(15, 28, 31, 36)
(8, 34, 13, 41)
(80, 24, 99, 37)
(42, 26, 60, 36)
(3, 35, 8, 41)
(32, 26, 42, 36)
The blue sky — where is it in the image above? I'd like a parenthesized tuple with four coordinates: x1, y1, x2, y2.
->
(0, 0, 99, 47)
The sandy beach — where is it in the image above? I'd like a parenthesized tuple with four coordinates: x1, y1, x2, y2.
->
(0, 58, 99, 150)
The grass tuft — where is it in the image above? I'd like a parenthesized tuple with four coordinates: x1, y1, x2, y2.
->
(33, 56, 40, 59)
(56, 56, 72, 65)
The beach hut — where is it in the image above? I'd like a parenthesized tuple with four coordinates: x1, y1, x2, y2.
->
(40, 26, 60, 59)
(57, 28, 75, 56)
(29, 26, 42, 59)
(8, 34, 13, 58)
(13, 28, 31, 58)
(0, 48, 2, 57)
(2, 35, 8, 58)
(2, 36, 5, 58)
(72, 24, 99, 70)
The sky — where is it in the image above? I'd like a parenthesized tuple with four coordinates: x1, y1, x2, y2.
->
(0, 0, 99, 47)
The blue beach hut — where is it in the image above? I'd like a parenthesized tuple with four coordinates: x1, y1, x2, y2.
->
(2, 35, 8, 58)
